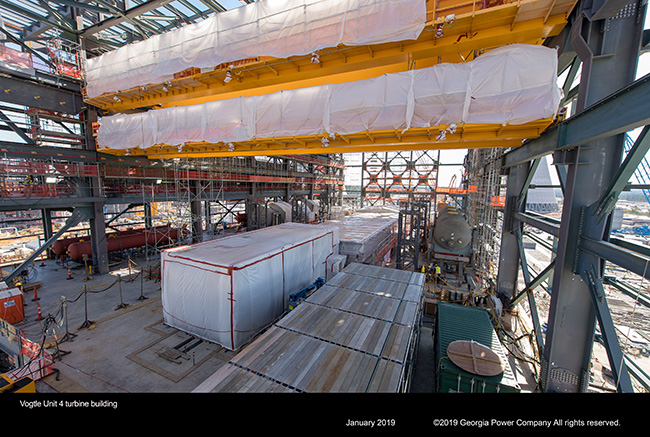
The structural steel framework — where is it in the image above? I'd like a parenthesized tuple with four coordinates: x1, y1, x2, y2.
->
(361, 150, 439, 208)
(495, 0, 650, 393)
(1, 0, 649, 395)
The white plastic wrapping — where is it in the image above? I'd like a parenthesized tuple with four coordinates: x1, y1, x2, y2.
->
(85, 0, 426, 98)
(161, 223, 339, 350)
(325, 209, 398, 264)
(97, 44, 561, 151)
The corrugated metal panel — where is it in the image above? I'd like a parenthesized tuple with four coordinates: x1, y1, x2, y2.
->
(435, 302, 520, 393)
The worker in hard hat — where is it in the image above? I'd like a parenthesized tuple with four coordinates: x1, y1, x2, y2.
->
(434, 263, 441, 287)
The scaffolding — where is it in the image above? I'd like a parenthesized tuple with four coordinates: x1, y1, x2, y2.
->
(396, 200, 429, 272)
(98, 154, 347, 264)
(463, 148, 506, 287)
(45, 36, 84, 81)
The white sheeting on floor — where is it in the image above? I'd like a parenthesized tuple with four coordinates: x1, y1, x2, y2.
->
(84, 0, 427, 98)
(161, 223, 339, 350)
(96, 44, 561, 151)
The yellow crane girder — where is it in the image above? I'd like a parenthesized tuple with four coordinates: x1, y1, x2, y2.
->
(99, 118, 556, 159)
(85, 0, 578, 113)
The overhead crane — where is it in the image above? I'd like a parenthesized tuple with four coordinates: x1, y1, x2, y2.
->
(136, 119, 556, 159)
(86, 0, 577, 113)
(87, 0, 578, 159)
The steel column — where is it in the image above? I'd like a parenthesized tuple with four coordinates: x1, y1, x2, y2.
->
(85, 109, 109, 274)
(540, 4, 643, 392)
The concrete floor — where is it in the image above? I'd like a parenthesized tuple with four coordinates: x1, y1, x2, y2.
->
(8, 254, 632, 431)
(4, 255, 441, 394)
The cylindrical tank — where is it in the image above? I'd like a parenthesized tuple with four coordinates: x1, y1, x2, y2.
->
(66, 226, 181, 259)
(433, 206, 471, 252)
(51, 229, 143, 256)
(52, 235, 86, 256)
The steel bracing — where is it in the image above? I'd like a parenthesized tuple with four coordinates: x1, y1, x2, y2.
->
(496, 0, 650, 392)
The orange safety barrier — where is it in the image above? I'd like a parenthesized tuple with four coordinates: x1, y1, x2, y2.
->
(0, 182, 75, 198)
(491, 196, 506, 207)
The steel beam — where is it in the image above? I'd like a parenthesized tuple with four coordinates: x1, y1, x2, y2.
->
(603, 276, 650, 309)
(580, 236, 650, 281)
(581, 264, 634, 392)
(0, 110, 35, 145)
(517, 158, 541, 210)
(513, 212, 561, 237)
(80, 0, 174, 37)
(0, 196, 106, 212)
(53, 0, 112, 14)
(0, 75, 84, 114)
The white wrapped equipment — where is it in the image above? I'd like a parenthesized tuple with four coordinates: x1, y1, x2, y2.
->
(97, 44, 561, 151)
(161, 223, 339, 350)
(84, 0, 426, 98)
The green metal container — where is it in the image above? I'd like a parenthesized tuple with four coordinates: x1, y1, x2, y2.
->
(435, 302, 521, 393)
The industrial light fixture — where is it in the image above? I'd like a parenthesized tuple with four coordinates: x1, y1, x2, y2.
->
(223, 70, 233, 83)
(321, 137, 329, 147)
(446, 123, 457, 135)
(311, 51, 320, 64)
(113, 94, 121, 102)
(227, 142, 235, 152)
(436, 129, 447, 141)
(178, 144, 183, 153)
(162, 85, 168, 93)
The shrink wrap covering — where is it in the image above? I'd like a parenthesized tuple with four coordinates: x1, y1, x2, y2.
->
(97, 44, 561, 150)
(325, 210, 398, 264)
(161, 223, 339, 350)
(85, 0, 426, 98)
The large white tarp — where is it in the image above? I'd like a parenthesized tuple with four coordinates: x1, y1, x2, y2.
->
(97, 44, 561, 150)
(84, 0, 426, 98)
(161, 223, 339, 350)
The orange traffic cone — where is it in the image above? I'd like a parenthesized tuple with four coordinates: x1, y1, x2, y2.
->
(36, 302, 42, 321)
(32, 286, 39, 302)
(66, 267, 72, 280)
